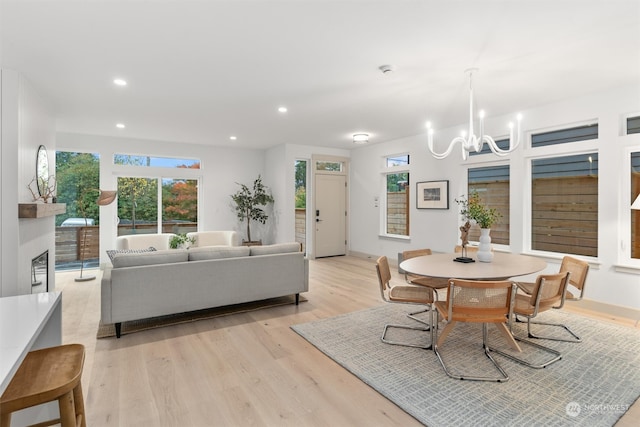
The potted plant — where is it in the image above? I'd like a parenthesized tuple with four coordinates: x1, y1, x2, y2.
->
(169, 233, 195, 249)
(455, 190, 501, 262)
(231, 175, 274, 245)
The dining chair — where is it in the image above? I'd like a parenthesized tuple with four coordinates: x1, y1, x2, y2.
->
(514, 256, 588, 342)
(433, 278, 517, 382)
(401, 249, 449, 290)
(493, 272, 570, 368)
(375, 256, 435, 349)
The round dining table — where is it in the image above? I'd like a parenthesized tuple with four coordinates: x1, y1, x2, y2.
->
(399, 252, 547, 281)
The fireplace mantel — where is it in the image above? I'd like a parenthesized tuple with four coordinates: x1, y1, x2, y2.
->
(18, 203, 66, 218)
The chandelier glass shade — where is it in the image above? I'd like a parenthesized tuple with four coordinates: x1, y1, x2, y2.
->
(426, 69, 522, 160)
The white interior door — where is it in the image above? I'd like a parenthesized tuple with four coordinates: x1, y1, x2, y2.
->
(315, 174, 346, 257)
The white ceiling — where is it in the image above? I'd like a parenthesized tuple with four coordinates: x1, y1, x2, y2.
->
(1, 0, 639, 150)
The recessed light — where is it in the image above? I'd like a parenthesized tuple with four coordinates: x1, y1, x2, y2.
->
(230, 136, 237, 140)
(278, 106, 288, 113)
(113, 78, 127, 86)
(116, 123, 125, 129)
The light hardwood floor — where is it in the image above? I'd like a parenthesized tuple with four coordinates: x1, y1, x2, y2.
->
(56, 255, 639, 426)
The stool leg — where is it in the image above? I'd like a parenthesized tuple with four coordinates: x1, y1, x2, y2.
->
(58, 390, 77, 426)
(73, 382, 86, 427)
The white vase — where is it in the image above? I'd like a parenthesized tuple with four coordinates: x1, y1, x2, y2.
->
(477, 228, 493, 263)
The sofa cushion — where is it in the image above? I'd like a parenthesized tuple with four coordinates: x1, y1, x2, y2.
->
(250, 242, 301, 256)
(111, 249, 188, 268)
(106, 247, 157, 263)
(188, 245, 250, 261)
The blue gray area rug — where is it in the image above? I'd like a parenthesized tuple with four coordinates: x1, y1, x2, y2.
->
(291, 304, 640, 426)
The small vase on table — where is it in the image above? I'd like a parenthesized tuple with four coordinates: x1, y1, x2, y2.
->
(477, 228, 493, 263)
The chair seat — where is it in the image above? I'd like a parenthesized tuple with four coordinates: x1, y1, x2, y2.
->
(1, 344, 86, 427)
(409, 277, 449, 289)
(389, 285, 434, 304)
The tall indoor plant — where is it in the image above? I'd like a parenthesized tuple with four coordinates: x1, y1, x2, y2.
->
(231, 175, 275, 244)
(456, 190, 501, 262)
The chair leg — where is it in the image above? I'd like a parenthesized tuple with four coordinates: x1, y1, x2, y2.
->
(407, 307, 431, 328)
(434, 323, 509, 382)
(382, 324, 431, 349)
(491, 318, 563, 369)
(525, 317, 581, 342)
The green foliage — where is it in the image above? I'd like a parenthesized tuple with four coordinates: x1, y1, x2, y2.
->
(455, 190, 501, 229)
(117, 177, 157, 228)
(231, 175, 274, 242)
(55, 152, 100, 225)
(169, 233, 195, 249)
(295, 186, 306, 208)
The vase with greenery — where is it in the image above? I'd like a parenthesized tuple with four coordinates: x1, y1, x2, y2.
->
(169, 233, 195, 249)
(231, 175, 275, 244)
(455, 190, 501, 262)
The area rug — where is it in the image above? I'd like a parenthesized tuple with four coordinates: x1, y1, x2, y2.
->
(97, 295, 306, 338)
(291, 304, 640, 427)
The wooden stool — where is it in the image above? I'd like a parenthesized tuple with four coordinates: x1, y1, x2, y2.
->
(0, 344, 86, 427)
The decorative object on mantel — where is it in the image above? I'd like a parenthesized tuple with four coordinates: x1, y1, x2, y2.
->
(231, 175, 274, 245)
(455, 190, 501, 263)
(27, 175, 57, 203)
(75, 189, 117, 282)
(426, 68, 522, 160)
(169, 233, 195, 249)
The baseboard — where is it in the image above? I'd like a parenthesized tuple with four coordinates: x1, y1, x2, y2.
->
(566, 298, 640, 326)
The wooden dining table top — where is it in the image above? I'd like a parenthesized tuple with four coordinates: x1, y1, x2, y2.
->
(399, 252, 547, 281)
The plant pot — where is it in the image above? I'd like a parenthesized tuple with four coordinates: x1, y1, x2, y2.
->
(477, 228, 493, 263)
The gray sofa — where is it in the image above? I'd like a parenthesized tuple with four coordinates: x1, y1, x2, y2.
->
(101, 243, 308, 338)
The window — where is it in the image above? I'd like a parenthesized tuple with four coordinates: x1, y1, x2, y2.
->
(469, 138, 511, 156)
(627, 116, 640, 135)
(468, 165, 510, 244)
(383, 154, 409, 237)
(531, 154, 598, 257)
(316, 161, 343, 172)
(114, 154, 200, 169)
(531, 124, 598, 148)
(631, 152, 640, 259)
(117, 177, 198, 236)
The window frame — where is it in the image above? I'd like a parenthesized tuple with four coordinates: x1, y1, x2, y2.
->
(524, 120, 600, 260)
(466, 161, 511, 248)
(380, 152, 410, 240)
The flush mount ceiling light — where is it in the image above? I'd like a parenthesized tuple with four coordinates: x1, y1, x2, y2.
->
(229, 136, 237, 140)
(426, 68, 522, 160)
(278, 106, 288, 113)
(379, 64, 396, 74)
(353, 133, 369, 144)
(116, 123, 125, 129)
(113, 78, 127, 86)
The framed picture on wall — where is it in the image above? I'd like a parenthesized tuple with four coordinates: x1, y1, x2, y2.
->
(416, 180, 449, 209)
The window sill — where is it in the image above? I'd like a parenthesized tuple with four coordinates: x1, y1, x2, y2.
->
(378, 234, 410, 241)
(614, 264, 640, 275)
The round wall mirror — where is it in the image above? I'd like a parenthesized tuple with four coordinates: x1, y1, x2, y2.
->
(36, 145, 49, 196)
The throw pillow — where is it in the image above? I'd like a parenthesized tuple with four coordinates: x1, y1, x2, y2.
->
(106, 246, 157, 263)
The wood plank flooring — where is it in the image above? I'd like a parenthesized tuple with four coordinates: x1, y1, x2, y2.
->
(55, 255, 639, 426)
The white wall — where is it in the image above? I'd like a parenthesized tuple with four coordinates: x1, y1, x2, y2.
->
(349, 84, 640, 311)
(1, 70, 57, 297)
(56, 132, 265, 259)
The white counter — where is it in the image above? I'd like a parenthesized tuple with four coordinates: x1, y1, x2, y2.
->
(0, 291, 62, 403)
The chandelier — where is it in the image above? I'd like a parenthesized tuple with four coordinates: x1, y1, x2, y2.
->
(426, 68, 522, 160)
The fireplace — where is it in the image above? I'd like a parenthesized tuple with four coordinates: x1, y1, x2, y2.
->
(31, 250, 48, 293)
